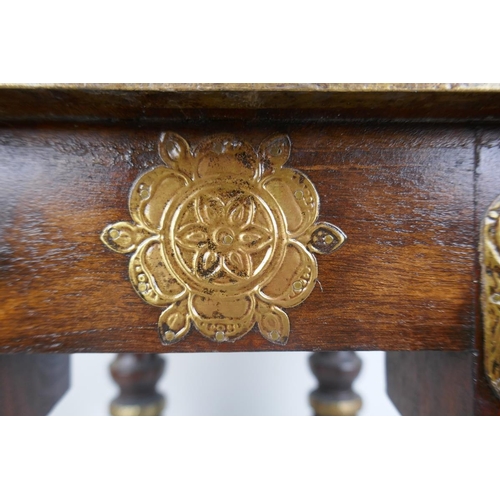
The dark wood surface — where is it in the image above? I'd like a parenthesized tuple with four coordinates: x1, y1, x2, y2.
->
(386, 125, 500, 416)
(0, 122, 476, 352)
(386, 349, 500, 416)
(1, 84, 500, 122)
(386, 351, 475, 416)
(0, 354, 70, 415)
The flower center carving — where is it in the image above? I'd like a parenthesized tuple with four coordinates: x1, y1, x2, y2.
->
(171, 187, 276, 288)
(101, 132, 346, 345)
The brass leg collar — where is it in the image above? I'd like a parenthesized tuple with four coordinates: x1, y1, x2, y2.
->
(110, 397, 165, 416)
(309, 395, 362, 416)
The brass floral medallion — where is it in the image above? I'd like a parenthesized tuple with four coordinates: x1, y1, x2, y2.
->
(481, 195, 500, 397)
(101, 133, 346, 345)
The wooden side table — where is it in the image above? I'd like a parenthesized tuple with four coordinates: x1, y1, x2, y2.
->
(1, 84, 499, 415)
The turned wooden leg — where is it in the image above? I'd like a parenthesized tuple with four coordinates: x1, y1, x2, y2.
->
(309, 351, 362, 416)
(109, 354, 166, 416)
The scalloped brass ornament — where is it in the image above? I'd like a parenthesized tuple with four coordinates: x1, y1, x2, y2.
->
(481, 195, 500, 397)
(101, 133, 346, 345)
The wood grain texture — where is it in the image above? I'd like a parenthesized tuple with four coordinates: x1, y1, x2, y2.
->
(0, 354, 69, 415)
(2, 86, 500, 122)
(386, 127, 500, 416)
(0, 122, 475, 353)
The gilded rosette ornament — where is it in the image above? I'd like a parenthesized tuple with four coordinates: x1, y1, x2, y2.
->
(101, 133, 346, 345)
(482, 196, 500, 397)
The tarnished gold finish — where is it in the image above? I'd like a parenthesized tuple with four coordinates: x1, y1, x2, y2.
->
(101, 133, 346, 345)
(309, 396, 362, 417)
(110, 398, 165, 416)
(481, 196, 500, 398)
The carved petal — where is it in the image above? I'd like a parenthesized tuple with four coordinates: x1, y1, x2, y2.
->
(238, 226, 272, 254)
(189, 294, 255, 342)
(195, 135, 260, 180)
(224, 250, 252, 278)
(129, 238, 186, 306)
(227, 196, 255, 228)
(195, 249, 221, 277)
(158, 132, 196, 179)
(256, 301, 290, 345)
(158, 300, 191, 345)
(259, 241, 318, 308)
(129, 167, 190, 232)
(196, 196, 225, 225)
(175, 223, 208, 251)
(101, 221, 150, 254)
(262, 168, 319, 237)
(302, 222, 347, 255)
(258, 134, 291, 173)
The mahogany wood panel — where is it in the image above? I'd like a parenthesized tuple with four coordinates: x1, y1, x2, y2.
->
(386, 126, 500, 416)
(0, 354, 70, 415)
(0, 122, 475, 353)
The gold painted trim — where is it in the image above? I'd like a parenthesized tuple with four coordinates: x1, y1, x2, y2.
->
(481, 195, 500, 398)
(101, 133, 346, 346)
